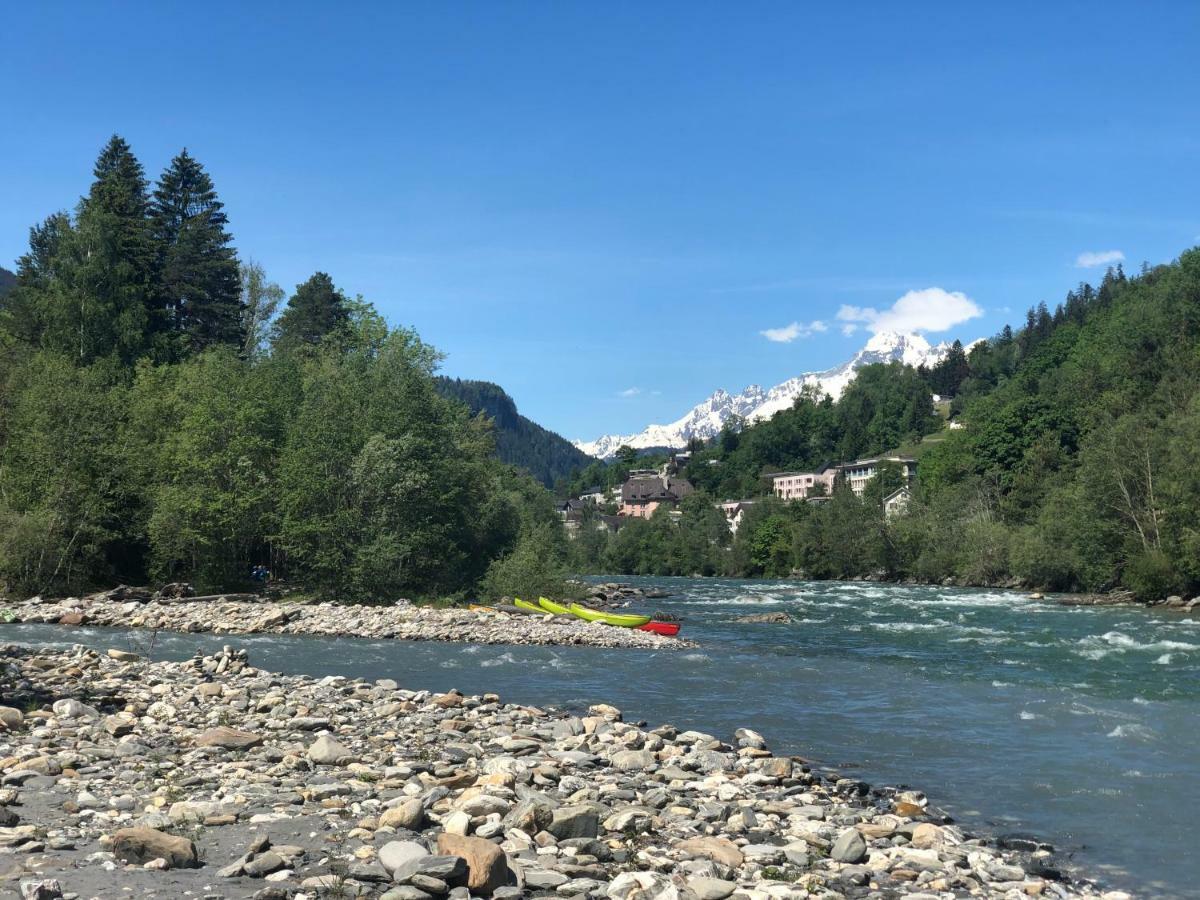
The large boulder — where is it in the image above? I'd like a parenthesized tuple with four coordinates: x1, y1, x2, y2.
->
(112, 826, 199, 869)
(0, 707, 23, 730)
(436, 833, 511, 895)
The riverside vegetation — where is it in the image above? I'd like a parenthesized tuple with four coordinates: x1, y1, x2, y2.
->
(0, 136, 577, 605)
(564, 251, 1200, 602)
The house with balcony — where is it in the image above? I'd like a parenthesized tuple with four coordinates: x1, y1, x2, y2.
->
(770, 455, 917, 501)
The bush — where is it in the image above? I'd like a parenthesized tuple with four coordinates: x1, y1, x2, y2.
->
(478, 524, 571, 602)
(1123, 548, 1181, 602)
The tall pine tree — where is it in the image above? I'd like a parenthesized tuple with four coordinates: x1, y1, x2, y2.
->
(273, 272, 349, 351)
(151, 150, 243, 355)
(40, 135, 156, 362)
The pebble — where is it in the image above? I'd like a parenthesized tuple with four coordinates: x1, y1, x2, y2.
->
(0, 642, 1112, 899)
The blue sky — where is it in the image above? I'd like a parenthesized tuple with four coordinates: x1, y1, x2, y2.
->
(3, 3, 1199, 440)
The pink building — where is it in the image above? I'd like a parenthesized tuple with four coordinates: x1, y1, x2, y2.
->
(771, 456, 916, 501)
(770, 465, 838, 501)
(619, 473, 694, 518)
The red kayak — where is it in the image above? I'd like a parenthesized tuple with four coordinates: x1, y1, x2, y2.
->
(638, 621, 681, 637)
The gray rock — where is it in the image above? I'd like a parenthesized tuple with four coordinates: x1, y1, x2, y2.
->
(830, 828, 868, 864)
(307, 732, 355, 765)
(380, 840, 431, 875)
(611, 749, 656, 771)
(394, 854, 468, 884)
(687, 878, 735, 900)
(548, 804, 599, 839)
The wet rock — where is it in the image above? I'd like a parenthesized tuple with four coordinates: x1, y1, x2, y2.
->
(734, 612, 790, 624)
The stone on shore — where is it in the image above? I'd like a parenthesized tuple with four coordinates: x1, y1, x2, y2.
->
(675, 837, 744, 868)
(379, 797, 426, 830)
(308, 732, 355, 764)
(379, 840, 430, 875)
(194, 725, 263, 750)
(436, 833, 511, 895)
(111, 826, 199, 869)
(608, 871, 680, 900)
(830, 827, 868, 863)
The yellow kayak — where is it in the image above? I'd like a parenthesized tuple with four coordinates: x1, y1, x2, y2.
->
(538, 597, 572, 615)
(513, 598, 545, 614)
(568, 603, 651, 628)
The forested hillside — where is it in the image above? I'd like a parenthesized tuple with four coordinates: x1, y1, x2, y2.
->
(435, 377, 593, 487)
(0, 136, 569, 601)
(574, 252, 1200, 600)
(0, 267, 15, 297)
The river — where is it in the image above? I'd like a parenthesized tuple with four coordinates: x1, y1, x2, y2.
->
(4, 577, 1197, 897)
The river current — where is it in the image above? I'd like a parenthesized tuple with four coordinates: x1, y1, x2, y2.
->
(4, 577, 1197, 896)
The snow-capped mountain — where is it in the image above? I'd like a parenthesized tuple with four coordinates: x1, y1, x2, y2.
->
(575, 331, 953, 459)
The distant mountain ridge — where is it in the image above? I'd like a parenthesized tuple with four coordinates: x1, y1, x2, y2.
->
(435, 377, 595, 486)
(575, 331, 953, 459)
(0, 267, 15, 297)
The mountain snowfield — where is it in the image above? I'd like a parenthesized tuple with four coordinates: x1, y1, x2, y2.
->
(575, 331, 954, 459)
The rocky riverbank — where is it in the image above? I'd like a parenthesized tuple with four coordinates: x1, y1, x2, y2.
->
(0, 643, 1127, 900)
(2, 592, 689, 651)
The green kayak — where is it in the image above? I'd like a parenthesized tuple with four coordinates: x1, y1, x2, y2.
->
(538, 597, 572, 615)
(513, 597, 545, 614)
(568, 603, 651, 628)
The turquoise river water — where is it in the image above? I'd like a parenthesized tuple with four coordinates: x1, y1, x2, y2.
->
(4, 577, 1198, 897)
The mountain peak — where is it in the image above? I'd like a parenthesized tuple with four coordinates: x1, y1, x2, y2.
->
(863, 330, 931, 353)
(574, 330, 964, 459)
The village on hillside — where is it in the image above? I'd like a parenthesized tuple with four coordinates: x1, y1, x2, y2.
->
(557, 451, 918, 538)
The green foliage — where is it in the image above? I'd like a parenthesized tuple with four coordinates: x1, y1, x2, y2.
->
(478, 522, 572, 602)
(0, 137, 565, 602)
(272, 272, 350, 352)
(150, 150, 243, 354)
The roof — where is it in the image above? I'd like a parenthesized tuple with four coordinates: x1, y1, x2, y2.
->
(621, 475, 695, 504)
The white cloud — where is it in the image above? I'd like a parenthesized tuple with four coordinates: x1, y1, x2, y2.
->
(618, 387, 641, 397)
(837, 287, 982, 335)
(760, 319, 828, 343)
(1075, 249, 1125, 268)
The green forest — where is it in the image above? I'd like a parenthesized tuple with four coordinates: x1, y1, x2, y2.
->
(434, 377, 593, 487)
(568, 253, 1200, 601)
(0, 136, 574, 602)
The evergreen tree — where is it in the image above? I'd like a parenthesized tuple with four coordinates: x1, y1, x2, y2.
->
(43, 135, 156, 362)
(273, 272, 349, 351)
(151, 150, 243, 354)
